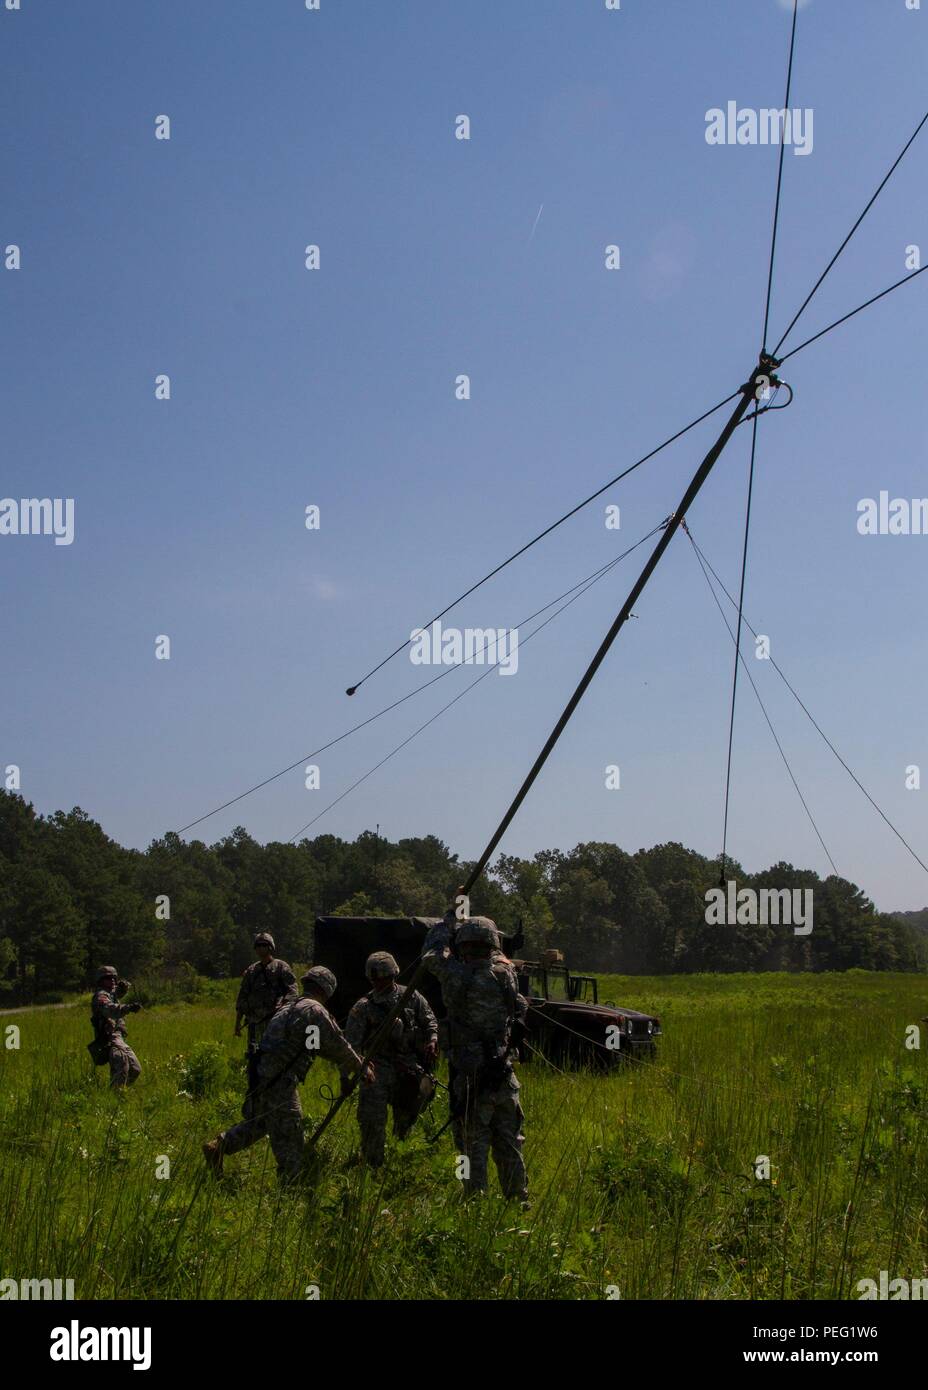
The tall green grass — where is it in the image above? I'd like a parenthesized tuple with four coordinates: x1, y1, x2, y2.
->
(0, 972, 925, 1300)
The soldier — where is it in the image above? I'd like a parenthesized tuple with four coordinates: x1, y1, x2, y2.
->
(340, 951, 438, 1168)
(204, 966, 373, 1184)
(423, 915, 528, 1202)
(89, 966, 142, 1089)
(235, 932, 298, 1104)
(235, 932, 298, 1047)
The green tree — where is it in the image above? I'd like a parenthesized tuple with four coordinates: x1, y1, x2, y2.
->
(330, 890, 390, 918)
(1, 862, 85, 997)
(370, 856, 434, 915)
(42, 807, 160, 978)
(139, 833, 237, 976)
(216, 828, 321, 968)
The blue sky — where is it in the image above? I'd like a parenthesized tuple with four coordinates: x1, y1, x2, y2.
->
(3, 0, 928, 911)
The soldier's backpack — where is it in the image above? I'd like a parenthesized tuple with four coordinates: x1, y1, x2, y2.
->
(258, 999, 317, 1085)
(87, 1034, 111, 1066)
(88, 1012, 114, 1066)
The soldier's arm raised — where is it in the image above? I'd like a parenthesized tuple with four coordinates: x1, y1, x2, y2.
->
(422, 920, 471, 1016)
(422, 919, 458, 982)
(93, 991, 127, 1022)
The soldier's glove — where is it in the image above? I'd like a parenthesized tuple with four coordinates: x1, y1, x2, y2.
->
(115, 979, 130, 997)
(127, 1001, 142, 1013)
(424, 1040, 438, 1066)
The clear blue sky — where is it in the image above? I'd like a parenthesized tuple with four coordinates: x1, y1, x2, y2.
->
(4, 0, 927, 911)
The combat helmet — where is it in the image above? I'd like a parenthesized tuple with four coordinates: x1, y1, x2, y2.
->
(253, 932, 275, 950)
(301, 965, 337, 1000)
(455, 917, 501, 950)
(96, 965, 118, 981)
(365, 951, 399, 981)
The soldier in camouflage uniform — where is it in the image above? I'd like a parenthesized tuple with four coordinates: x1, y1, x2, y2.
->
(204, 966, 373, 1183)
(423, 915, 528, 1201)
(90, 966, 142, 1089)
(340, 951, 438, 1167)
(235, 932, 298, 1048)
(235, 932, 298, 1110)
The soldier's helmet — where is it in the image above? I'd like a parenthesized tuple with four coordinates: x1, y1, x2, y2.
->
(253, 932, 275, 950)
(366, 951, 399, 980)
(97, 965, 118, 981)
(455, 917, 501, 950)
(301, 966, 337, 1000)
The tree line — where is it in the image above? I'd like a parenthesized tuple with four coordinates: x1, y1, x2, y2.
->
(1, 790, 925, 1000)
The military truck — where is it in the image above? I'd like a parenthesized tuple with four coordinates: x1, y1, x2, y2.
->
(313, 916, 661, 1070)
(513, 950, 661, 1068)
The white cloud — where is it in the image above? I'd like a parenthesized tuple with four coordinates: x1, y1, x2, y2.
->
(311, 577, 339, 601)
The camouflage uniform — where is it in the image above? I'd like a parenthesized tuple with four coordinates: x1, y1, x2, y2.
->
(90, 985, 141, 1089)
(342, 984, 438, 1166)
(236, 957, 298, 1049)
(219, 996, 362, 1181)
(423, 918, 528, 1200)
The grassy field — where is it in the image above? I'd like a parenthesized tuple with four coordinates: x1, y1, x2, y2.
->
(1, 971, 926, 1301)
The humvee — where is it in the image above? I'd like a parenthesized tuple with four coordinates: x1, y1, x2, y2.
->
(313, 916, 661, 1070)
(513, 949, 661, 1068)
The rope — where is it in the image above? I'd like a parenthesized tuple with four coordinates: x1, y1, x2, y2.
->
(347, 99, 928, 700)
(345, 391, 742, 696)
(462, 376, 763, 896)
(780, 265, 928, 365)
(722, 0, 799, 880)
(761, 0, 799, 353)
(526, 1001, 616, 1057)
(286, 521, 667, 844)
(523, 1001, 862, 1114)
(684, 525, 837, 876)
(524, 1002, 752, 1107)
(773, 107, 928, 358)
(176, 525, 663, 838)
(686, 529, 928, 880)
(718, 411, 761, 884)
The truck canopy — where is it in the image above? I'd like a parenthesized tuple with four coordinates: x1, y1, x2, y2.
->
(313, 916, 443, 1022)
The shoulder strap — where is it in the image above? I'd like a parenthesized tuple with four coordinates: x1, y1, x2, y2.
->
(369, 986, 405, 1008)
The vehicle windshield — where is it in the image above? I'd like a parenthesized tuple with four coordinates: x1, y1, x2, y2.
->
(544, 969, 570, 1002)
(523, 966, 598, 1004)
